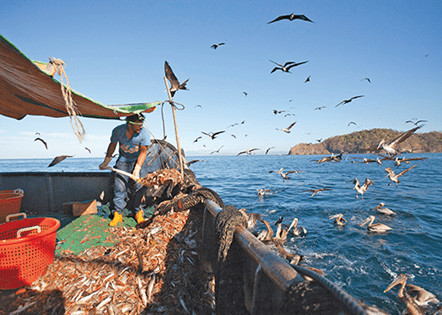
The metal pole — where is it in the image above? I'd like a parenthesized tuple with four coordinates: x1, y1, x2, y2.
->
(163, 76, 184, 178)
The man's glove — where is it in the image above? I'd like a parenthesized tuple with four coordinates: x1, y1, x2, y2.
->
(99, 157, 112, 170)
(132, 164, 141, 179)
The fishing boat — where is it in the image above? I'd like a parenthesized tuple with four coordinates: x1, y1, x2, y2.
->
(0, 34, 385, 314)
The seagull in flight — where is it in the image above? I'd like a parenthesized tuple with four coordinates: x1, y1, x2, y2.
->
(405, 118, 427, 126)
(34, 137, 48, 149)
(265, 147, 275, 155)
(164, 61, 189, 97)
(384, 164, 417, 187)
(348, 121, 357, 126)
(210, 146, 224, 155)
(48, 155, 73, 167)
(276, 121, 296, 133)
(335, 95, 364, 107)
(377, 126, 421, 156)
(193, 136, 202, 143)
(211, 42, 225, 49)
(267, 13, 314, 24)
(269, 60, 308, 73)
(304, 75, 311, 83)
(237, 148, 260, 156)
(314, 106, 326, 111)
(186, 159, 206, 166)
(269, 168, 300, 180)
(361, 77, 371, 83)
(201, 130, 225, 140)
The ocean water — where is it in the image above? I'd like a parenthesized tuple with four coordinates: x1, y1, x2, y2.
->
(1, 153, 441, 313)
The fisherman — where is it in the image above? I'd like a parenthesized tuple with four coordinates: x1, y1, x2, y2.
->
(99, 113, 150, 226)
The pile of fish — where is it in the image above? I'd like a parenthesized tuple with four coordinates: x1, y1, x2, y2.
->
(0, 209, 215, 314)
(138, 168, 184, 189)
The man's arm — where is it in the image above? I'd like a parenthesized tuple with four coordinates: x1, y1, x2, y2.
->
(99, 142, 117, 170)
(132, 145, 147, 177)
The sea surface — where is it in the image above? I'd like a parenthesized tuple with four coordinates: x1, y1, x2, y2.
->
(1, 153, 441, 313)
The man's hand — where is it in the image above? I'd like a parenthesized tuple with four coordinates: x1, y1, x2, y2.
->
(132, 164, 141, 179)
(99, 157, 112, 170)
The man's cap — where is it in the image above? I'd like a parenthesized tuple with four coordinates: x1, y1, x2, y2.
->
(126, 113, 145, 122)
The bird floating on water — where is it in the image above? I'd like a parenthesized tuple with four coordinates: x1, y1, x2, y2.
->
(384, 164, 417, 187)
(360, 215, 392, 233)
(384, 273, 439, 314)
(267, 13, 314, 24)
(335, 95, 364, 107)
(164, 61, 189, 97)
(372, 202, 396, 215)
(329, 213, 347, 226)
(287, 218, 307, 237)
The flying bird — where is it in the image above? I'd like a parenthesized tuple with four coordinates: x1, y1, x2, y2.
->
(335, 95, 365, 107)
(276, 121, 296, 133)
(304, 188, 332, 197)
(265, 147, 275, 155)
(186, 159, 206, 166)
(352, 178, 373, 199)
(314, 106, 326, 111)
(237, 148, 259, 156)
(84, 147, 91, 154)
(267, 13, 314, 24)
(164, 61, 189, 97)
(269, 168, 300, 180)
(405, 118, 427, 126)
(393, 156, 427, 167)
(210, 146, 224, 155)
(273, 109, 286, 115)
(361, 77, 371, 83)
(376, 126, 421, 156)
(34, 137, 48, 149)
(384, 164, 417, 187)
(304, 75, 311, 83)
(269, 60, 308, 73)
(211, 42, 225, 49)
(243, 91, 248, 96)
(193, 136, 202, 143)
(348, 121, 357, 126)
(201, 130, 225, 140)
(48, 155, 73, 167)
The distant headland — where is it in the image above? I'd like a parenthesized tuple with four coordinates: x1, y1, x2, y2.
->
(288, 128, 442, 155)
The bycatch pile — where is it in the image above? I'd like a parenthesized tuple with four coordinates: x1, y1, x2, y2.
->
(0, 208, 215, 314)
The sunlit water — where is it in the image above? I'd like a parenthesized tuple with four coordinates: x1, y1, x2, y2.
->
(1, 153, 441, 313)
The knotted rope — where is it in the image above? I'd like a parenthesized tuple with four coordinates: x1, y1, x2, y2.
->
(46, 57, 85, 142)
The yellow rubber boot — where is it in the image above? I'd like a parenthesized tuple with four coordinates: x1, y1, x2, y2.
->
(109, 211, 123, 227)
(135, 210, 145, 224)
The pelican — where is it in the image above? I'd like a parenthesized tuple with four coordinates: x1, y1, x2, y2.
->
(385, 164, 417, 187)
(257, 188, 272, 197)
(329, 213, 347, 226)
(269, 168, 299, 181)
(287, 218, 307, 237)
(360, 215, 392, 233)
(239, 208, 262, 229)
(372, 202, 396, 215)
(384, 273, 438, 314)
(394, 156, 428, 167)
(256, 219, 274, 244)
(272, 238, 301, 263)
(275, 223, 288, 243)
(353, 177, 373, 200)
(377, 126, 421, 156)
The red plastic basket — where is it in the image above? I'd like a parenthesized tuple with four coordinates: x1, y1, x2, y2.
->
(0, 189, 24, 224)
(0, 213, 60, 290)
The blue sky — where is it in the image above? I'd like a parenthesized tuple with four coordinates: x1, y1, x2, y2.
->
(1, 0, 441, 158)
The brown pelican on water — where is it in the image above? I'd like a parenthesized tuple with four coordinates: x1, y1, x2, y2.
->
(287, 218, 307, 236)
(360, 215, 392, 233)
(257, 219, 274, 244)
(329, 213, 347, 226)
(385, 164, 417, 187)
(372, 202, 396, 215)
(384, 273, 439, 314)
(353, 177, 373, 199)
